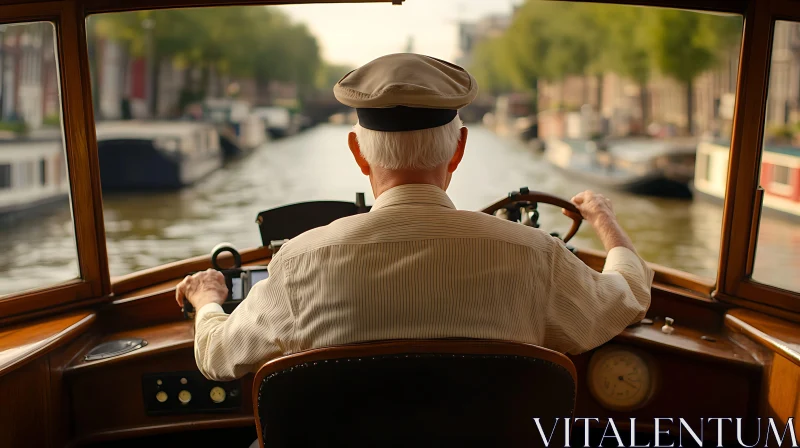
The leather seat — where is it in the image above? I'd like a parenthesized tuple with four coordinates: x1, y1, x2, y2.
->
(252, 339, 577, 447)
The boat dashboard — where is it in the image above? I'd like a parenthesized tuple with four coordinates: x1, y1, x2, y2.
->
(1, 190, 797, 447)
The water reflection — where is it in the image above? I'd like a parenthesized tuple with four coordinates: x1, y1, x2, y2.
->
(3, 124, 800, 295)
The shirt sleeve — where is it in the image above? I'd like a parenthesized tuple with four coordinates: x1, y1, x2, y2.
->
(542, 243, 653, 354)
(194, 255, 296, 381)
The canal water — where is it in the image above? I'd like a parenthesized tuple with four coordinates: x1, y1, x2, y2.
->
(2, 124, 798, 296)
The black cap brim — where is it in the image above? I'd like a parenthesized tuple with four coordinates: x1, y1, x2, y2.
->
(356, 106, 458, 132)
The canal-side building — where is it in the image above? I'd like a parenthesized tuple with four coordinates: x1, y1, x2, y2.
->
(765, 21, 800, 128)
(456, 13, 514, 69)
(0, 22, 60, 130)
(536, 44, 741, 139)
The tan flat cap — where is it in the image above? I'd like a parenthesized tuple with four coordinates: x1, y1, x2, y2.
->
(334, 53, 478, 132)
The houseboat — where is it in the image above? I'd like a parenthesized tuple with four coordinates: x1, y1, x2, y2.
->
(694, 140, 800, 220)
(0, 139, 69, 225)
(96, 121, 223, 191)
(205, 99, 268, 158)
(253, 106, 297, 139)
(545, 137, 697, 197)
(483, 93, 538, 142)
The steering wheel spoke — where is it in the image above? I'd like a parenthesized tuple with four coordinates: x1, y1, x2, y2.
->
(481, 187, 584, 243)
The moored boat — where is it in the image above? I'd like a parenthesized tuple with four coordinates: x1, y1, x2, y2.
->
(694, 140, 800, 221)
(96, 121, 223, 191)
(253, 106, 298, 139)
(205, 99, 268, 158)
(544, 137, 696, 198)
(0, 139, 69, 225)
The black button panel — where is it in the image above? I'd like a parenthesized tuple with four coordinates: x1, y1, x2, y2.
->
(142, 371, 242, 415)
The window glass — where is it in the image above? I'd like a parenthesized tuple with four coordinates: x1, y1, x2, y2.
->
(86, 3, 741, 282)
(0, 22, 78, 297)
(751, 20, 800, 293)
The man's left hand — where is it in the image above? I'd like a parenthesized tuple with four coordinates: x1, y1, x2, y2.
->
(176, 268, 228, 310)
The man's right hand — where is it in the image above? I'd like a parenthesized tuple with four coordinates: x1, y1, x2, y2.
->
(567, 190, 637, 254)
(176, 268, 229, 311)
(569, 190, 615, 226)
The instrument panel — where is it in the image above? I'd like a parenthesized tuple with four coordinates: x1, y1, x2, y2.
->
(142, 371, 242, 415)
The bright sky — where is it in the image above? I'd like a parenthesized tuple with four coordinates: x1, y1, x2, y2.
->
(278, 0, 515, 67)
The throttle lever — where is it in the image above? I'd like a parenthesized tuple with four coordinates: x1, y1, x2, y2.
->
(182, 243, 242, 319)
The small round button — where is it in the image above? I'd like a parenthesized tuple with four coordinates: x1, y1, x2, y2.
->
(156, 391, 168, 403)
(180, 377, 188, 385)
(156, 379, 162, 386)
(178, 390, 192, 405)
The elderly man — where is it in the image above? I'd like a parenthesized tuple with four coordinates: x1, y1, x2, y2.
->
(176, 54, 653, 381)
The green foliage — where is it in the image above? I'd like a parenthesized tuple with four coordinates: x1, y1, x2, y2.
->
(604, 6, 653, 85)
(767, 124, 797, 142)
(89, 6, 323, 91)
(315, 63, 354, 91)
(43, 115, 61, 127)
(472, 1, 743, 106)
(0, 120, 28, 135)
(646, 10, 738, 84)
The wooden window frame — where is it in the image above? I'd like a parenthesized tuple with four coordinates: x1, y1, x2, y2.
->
(0, 1, 109, 322)
(716, 0, 800, 319)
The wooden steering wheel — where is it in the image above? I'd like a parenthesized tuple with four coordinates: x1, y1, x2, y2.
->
(480, 188, 584, 243)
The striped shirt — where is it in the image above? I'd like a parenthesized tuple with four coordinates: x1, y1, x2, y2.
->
(194, 184, 653, 381)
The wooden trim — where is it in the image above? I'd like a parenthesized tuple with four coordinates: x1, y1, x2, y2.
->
(717, 0, 800, 314)
(745, 187, 764, 274)
(111, 246, 271, 295)
(66, 320, 194, 373)
(574, 0, 746, 13)
(0, 311, 95, 376)
(68, 417, 255, 447)
(252, 339, 577, 447)
(769, 0, 800, 18)
(735, 281, 800, 314)
(82, 0, 402, 14)
(722, 2, 800, 314)
(61, 0, 110, 297)
(717, 0, 767, 293)
(0, 281, 91, 323)
(0, 292, 106, 328)
(0, 0, 111, 320)
(715, 291, 800, 323)
(725, 311, 800, 367)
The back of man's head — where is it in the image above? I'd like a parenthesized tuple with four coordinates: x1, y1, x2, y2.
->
(334, 53, 478, 174)
(353, 116, 464, 170)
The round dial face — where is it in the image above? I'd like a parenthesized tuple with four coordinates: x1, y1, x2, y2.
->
(588, 346, 654, 411)
(178, 390, 192, 404)
(210, 386, 226, 404)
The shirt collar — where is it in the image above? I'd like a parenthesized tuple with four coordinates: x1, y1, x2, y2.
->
(371, 184, 456, 211)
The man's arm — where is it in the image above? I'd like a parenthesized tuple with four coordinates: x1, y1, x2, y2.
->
(176, 258, 295, 381)
(543, 191, 653, 354)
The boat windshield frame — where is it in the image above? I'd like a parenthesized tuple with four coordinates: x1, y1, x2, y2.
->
(1, 0, 800, 324)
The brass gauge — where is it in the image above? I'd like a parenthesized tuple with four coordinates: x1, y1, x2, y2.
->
(587, 345, 657, 411)
(178, 390, 192, 405)
(210, 386, 226, 404)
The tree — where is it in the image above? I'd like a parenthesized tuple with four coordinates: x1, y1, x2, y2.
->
(315, 63, 354, 92)
(469, 36, 515, 96)
(604, 5, 654, 130)
(646, 10, 742, 135)
(89, 6, 323, 117)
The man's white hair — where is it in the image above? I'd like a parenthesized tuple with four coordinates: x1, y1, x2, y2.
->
(353, 116, 463, 170)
